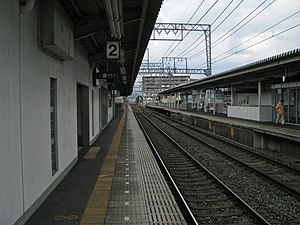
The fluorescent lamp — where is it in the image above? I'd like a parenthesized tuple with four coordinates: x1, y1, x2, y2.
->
(104, 0, 123, 39)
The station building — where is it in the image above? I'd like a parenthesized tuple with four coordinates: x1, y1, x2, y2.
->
(158, 49, 300, 125)
(0, 1, 162, 224)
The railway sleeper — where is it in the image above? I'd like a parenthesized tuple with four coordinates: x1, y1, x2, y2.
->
(185, 196, 229, 202)
(191, 204, 237, 210)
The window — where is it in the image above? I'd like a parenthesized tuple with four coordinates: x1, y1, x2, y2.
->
(50, 78, 58, 174)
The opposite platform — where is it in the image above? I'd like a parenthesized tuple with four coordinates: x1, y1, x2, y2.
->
(147, 105, 300, 163)
(147, 105, 300, 141)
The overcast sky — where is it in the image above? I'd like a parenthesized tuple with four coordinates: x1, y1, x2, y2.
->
(143, 0, 300, 78)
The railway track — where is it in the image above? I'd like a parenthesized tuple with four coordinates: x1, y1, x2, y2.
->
(145, 108, 300, 198)
(133, 106, 300, 224)
(133, 107, 271, 225)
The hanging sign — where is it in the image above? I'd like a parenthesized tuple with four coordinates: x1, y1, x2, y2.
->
(95, 73, 116, 79)
(106, 41, 120, 59)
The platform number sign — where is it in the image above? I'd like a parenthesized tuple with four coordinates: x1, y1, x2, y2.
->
(106, 41, 120, 59)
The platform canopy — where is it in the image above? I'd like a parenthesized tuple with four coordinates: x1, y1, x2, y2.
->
(59, 0, 163, 96)
(159, 49, 300, 95)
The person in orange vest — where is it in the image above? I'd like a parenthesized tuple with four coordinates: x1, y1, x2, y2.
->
(275, 99, 285, 125)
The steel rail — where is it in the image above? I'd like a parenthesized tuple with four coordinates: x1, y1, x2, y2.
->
(153, 110, 300, 174)
(149, 110, 300, 199)
(134, 108, 271, 225)
(133, 110, 199, 225)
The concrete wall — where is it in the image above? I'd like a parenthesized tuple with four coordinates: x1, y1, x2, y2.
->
(0, 1, 111, 224)
(0, 2, 23, 224)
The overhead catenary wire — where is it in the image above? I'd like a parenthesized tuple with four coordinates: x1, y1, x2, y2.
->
(189, 0, 275, 60)
(180, 0, 245, 58)
(212, 10, 300, 62)
(212, 0, 273, 49)
(161, 0, 205, 61)
(194, 9, 300, 68)
(177, 0, 239, 57)
(212, 23, 300, 64)
(163, 0, 219, 59)
(148, 0, 298, 78)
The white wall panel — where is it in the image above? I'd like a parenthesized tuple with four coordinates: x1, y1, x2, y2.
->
(0, 1, 108, 224)
(108, 107, 113, 122)
(19, 4, 92, 209)
(20, 5, 58, 210)
(57, 61, 77, 171)
(0, 2, 24, 225)
(261, 92, 272, 105)
(89, 87, 101, 142)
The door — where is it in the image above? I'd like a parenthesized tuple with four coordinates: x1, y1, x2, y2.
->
(77, 84, 89, 149)
(101, 88, 108, 128)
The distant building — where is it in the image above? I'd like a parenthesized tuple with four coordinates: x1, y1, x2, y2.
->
(142, 75, 192, 105)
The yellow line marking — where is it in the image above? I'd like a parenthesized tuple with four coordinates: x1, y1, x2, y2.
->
(84, 147, 101, 159)
(80, 214, 106, 223)
(98, 174, 114, 178)
(80, 110, 126, 225)
(230, 127, 235, 139)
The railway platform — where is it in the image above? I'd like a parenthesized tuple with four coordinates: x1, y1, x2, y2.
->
(25, 107, 187, 225)
(147, 105, 300, 163)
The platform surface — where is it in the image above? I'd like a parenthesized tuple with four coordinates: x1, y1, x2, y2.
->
(25, 107, 186, 225)
(103, 106, 186, 224)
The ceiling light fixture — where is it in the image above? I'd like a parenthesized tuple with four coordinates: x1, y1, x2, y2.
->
(104, 0, 124, 39)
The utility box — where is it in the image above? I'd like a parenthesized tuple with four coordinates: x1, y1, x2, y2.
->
(40, 0, 74, 60)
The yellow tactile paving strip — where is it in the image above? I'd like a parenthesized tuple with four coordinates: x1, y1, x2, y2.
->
(80, 110, 126, 225)
(84, 147, 101, 159)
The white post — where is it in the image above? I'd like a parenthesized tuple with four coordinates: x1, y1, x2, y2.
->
(258, 81, 261, 121)
(186, 91, 189, 111)
(173, 94, 176, 109)
(213, 88, 216, 115)
(174, 93, 177, 109)
(231, 85, 234, 106)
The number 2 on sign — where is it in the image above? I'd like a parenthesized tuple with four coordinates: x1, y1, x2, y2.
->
(106, 41, 120, 59)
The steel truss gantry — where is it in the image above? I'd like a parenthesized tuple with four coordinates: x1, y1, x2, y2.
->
(144, 23, 211, 76)
(151, 23, 210, 41)
(139, 58, 209, 75)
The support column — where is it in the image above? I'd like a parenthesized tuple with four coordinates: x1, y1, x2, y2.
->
(213, 88, 216, 115)
(173, 94, 176, 109)
(175, 93, 179, 109)
(186, 92, 189, 111)
(231, 85, 234, 106)
(258, 81, 261, 121)
(197, 91, 200, 111)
